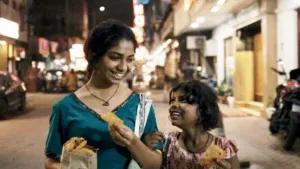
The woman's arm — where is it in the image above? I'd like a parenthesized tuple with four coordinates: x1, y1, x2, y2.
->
(109, 124, 162, 169)
(45, 157, 60, 169)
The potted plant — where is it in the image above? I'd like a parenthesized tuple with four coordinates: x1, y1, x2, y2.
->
(216, 80, 233, 104)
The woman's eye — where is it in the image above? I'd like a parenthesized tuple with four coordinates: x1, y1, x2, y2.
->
(127, 58, 135, 62)
(109, 55, 120, 60)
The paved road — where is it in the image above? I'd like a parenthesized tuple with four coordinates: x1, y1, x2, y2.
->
(0, 92, 299, 169)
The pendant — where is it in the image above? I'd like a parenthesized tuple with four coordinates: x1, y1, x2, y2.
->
(102, 102, 109, 106)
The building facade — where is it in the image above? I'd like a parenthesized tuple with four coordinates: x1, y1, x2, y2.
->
(153, 0, 300, 117)
(0, 0, 28, 73)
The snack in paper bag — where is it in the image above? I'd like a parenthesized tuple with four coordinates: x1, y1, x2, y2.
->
(100, 112, 123, 125)
(63, 137, 97, 156)
(199, 145, 226, 168)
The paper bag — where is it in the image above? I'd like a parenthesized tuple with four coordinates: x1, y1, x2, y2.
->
(60, 147, 97, 169)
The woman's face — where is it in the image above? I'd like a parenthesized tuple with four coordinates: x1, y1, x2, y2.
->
(169, 91, 199, 129)
(94, 39, 135, 85)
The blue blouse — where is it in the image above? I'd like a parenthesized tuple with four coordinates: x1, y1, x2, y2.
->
(45, 93, 161, 169)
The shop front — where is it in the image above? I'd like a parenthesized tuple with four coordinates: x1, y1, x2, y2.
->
(171, 0, 278, 116)
(0, 17, 20, 73)
(276, 0, 300, 84)
(213, 0, 277, 116)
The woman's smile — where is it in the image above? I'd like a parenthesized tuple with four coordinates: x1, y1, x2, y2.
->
(109, 71, 126, 80)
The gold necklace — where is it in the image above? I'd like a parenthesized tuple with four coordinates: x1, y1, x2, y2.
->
(85, 84, 120, 106)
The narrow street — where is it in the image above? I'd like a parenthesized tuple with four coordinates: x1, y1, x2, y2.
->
(0, 92, 299, 169)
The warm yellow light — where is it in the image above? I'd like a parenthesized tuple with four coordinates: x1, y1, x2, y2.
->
(0, 40, 7, 45)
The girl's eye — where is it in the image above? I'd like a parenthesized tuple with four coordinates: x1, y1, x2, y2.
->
(169, 98, 175, 104)
(179, 99, 187, 103)
(178, 96, 187, 103)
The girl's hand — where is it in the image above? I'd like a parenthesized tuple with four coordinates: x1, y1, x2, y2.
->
(213, 160, 231, 169)
(108, 123, 135, 147)
(143, 131, 164, 149)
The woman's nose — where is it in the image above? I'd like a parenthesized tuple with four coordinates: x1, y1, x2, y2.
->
(116, 60, 127, 72)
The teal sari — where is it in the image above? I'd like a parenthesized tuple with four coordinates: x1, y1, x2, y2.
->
(45, 93, 161, 169)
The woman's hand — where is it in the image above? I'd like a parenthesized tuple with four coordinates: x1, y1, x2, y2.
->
(143, 132, 164, 149)
(108, 123, 135, 147)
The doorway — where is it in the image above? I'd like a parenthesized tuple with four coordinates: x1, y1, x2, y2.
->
(224, 37, 234, 87)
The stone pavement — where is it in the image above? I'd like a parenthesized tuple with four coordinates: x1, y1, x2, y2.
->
(149, 89, 300, 169)
(0, 92, 299, 169)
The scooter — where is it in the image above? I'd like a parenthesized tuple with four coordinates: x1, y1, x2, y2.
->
(269, 60, 300, 150)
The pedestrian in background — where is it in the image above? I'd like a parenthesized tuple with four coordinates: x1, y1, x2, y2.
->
(65, 69, 77, 92)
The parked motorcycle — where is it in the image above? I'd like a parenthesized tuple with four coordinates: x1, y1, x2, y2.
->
(269, 60, 300, 150)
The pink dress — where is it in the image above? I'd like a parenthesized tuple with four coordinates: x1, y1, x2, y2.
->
(162, 132, 238, 169)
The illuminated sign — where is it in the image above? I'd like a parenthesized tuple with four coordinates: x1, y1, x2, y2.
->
(0, 18, 19, 39)
(38, 38, 50, 56)
(134, 15, 145, 27)
(133, 1, 145, 43)
(134, 4, 144, 15)
(137, 0, 149, 5)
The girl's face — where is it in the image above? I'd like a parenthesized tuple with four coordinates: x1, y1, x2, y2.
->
(169, 91, 199, 130)
(93, 39, 135, 85)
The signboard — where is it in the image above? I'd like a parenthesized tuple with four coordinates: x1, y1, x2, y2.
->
(0, 18, 19, 39)
(186, 36, 206, 49)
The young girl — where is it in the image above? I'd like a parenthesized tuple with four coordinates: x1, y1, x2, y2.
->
(109, 80, 239, 169)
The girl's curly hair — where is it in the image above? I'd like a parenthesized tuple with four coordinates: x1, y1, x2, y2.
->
(169, 80, 220, 131)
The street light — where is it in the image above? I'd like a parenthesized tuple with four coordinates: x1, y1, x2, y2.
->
(99, 6, 105, 11)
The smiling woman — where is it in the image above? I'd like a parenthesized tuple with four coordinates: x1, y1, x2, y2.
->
(44, 20, 162, 169)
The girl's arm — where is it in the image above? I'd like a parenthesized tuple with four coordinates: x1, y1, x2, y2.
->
(214, 155, 240, 169)
(227, 155, 240, 169)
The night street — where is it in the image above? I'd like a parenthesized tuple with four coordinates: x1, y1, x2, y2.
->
(0, 92, 299, 169)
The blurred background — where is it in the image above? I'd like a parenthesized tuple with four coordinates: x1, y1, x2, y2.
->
(0, 0, 300, 168)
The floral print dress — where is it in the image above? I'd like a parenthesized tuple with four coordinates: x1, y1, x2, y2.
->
(162, 132, 238, 169)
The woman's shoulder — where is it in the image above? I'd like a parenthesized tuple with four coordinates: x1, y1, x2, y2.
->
(212, 136, 238, 159)
(53, 94, 76, 110)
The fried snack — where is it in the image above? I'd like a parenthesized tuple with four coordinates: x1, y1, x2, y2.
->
(63, 137, 96, 156)
(64, 137, 83, 151)
(74, 140, 87, 149)
(203, 145, 226, 160)
(199, 145, 226, 169)
(100, 112, 123, 125)
(72, 147, 96, 156)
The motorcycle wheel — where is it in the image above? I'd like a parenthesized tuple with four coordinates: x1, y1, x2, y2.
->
(269, 113, 280, 134)
(284, 119, 300, 150)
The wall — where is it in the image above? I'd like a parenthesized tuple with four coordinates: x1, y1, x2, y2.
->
(277, 0, 300, 12)
(277, 0, 299, 84)
(212, 22, 234, 84)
